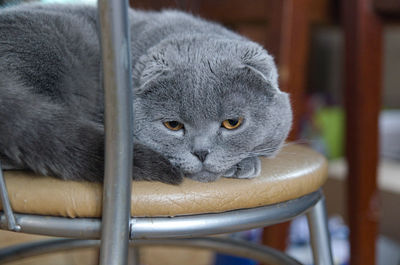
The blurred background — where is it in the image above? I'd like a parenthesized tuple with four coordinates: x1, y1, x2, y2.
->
(0, 0, 399, 265)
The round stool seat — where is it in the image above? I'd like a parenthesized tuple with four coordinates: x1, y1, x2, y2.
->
(0, 144, 327, 218)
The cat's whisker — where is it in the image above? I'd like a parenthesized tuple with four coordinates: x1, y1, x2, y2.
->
(267, 151, 301, 156)
(248, 148, 278, 154)
(282, 139, 317, 146)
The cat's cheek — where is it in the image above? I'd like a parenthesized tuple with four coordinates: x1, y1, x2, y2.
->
(165, 130, 184, 138)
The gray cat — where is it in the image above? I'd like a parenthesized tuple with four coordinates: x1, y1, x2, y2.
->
(0, 4, 292, 184)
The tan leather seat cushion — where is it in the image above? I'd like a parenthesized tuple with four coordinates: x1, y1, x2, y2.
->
(1, 144, 327, 218)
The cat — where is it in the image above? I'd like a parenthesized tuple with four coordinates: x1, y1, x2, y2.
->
(0, 3, 292, 185)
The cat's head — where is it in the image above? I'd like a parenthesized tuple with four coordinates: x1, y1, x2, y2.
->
(133, 36, 292, 182)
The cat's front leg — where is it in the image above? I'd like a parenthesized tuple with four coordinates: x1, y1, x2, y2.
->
(224, 157, 261, 179)
(132, 143, 184, 185)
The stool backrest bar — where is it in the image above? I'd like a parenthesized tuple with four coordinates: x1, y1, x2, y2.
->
(97, 1, 133, 265)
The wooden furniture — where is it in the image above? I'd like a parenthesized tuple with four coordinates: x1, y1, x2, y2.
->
(375, 0, 400, 18)
(341, 1, 382, 264)
(342, 0, 400, 264)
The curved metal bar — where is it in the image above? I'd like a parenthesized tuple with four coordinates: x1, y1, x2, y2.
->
(0, 161, 20, 232)
(143, 238, 303, 265)
(97, 0, 133, 264)
(0, 239, 99, 264)
(0, 237, 302, 265)
(0, 214, 101, 239)
(131, 190, 321, 239)
(0, 191, 321, 239)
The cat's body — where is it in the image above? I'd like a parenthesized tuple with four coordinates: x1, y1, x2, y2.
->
(0, 4, 292, 184)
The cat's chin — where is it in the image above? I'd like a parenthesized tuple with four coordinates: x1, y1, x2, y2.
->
(186, 170, 222, 183)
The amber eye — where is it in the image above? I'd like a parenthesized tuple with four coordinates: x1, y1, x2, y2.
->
(163, 121, 184, 131)
(221, 118, 243, 130)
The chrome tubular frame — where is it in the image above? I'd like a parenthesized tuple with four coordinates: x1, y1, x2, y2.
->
(0, 191, 321, 240)
(130, 191, 321, 239)
(97, 0, 133, 265)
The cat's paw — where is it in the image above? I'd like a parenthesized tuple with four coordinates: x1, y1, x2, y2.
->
(186, 170, 221, 182)
(224, 157, 261, 179)
(133, 144, 183, 185)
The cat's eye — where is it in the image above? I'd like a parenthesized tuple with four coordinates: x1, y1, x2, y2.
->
(163, 121, 184, 131)
(221, 118, 244, 130)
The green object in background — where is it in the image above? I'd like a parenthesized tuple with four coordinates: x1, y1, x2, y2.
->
(315, 107, 345, 159)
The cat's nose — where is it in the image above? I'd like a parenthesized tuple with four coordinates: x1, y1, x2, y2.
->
(192, 150, 209, 162)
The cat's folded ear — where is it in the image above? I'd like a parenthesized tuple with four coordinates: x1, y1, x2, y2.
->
(239, 46, 284, 96)
(133, 50, 171, 94)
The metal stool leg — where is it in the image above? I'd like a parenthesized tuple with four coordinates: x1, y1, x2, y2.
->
(306, 196, 334, 265)
(97, 0, 134, 264)
(0, 162, 20, 232)
(128, 247, 140, 265)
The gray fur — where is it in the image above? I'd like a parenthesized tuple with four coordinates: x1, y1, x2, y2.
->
(0, 4, 292, 184)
